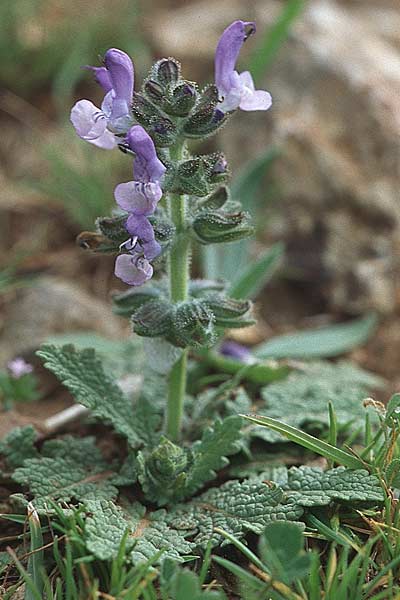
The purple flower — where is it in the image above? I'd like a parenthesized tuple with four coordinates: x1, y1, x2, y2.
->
(114, 126, 165, 217)
(219, 340, 254, 363)
(7, 358, 34, 378)
(70, 48, 134, 149)
(114, 125, 166, 286)
(115, 253, 153, 286)
(215, 21, 272, 113)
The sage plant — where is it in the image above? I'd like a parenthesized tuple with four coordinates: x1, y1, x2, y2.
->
(71, 20, 271, 440)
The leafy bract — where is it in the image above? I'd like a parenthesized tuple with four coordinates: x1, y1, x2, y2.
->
(138, 417, 243, 505)
(252, 361, 382, 443)
(0, 426, 39, 470)
(12, 436, 128, 509)
(37, 344, 160, 448)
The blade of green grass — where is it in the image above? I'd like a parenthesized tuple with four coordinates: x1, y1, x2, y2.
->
(241, 414, 366, 469)
(229, 242, 284, 300)
(248, 0, 305, 81)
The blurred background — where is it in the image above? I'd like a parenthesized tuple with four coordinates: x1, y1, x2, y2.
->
(1, 0, 400, 411)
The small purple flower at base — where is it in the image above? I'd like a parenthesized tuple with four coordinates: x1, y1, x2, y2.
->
(7, 358, 34, 379)
(215, 20, 272, 113)
(71, 48, 134, 149)
(219, 340, 255, 364)
(115, 253, 153, 286)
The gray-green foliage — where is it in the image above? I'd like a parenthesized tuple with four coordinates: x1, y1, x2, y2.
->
(78, 466, 384, 563)
(12, 436, 134, 510)
(37, 344, 160, 448)
(0, 426, 39, 470)
(137, 416, 243, 505)
(83, 498, 194, 563)
(252, 361, 383, 443)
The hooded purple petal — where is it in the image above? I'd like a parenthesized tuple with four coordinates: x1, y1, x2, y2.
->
(214, 20, 272, 113)
(104, 48, 134, 120)
(126, 126, 166, 183)
(70, 100, 117, 149)
(115, 253, 153, 286)
(215, 21, 255, 94)
(84, 66, 112, 93)
(114, 181, 162, 216)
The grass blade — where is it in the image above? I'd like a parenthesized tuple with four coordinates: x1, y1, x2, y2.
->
(248, 0, 305, 81)
(229, 242, 284, 300)
(241, 414, 365, 469)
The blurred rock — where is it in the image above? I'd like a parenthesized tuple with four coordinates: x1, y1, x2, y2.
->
(152, 0, 400, 314)
(0, 276, 125, 365)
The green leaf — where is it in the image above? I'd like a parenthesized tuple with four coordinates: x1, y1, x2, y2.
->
(37, 344, 160, 448)
(284, 466, 384, 506)
(83, 499, 194, 563)
(259, 521, 311, 585)
(242, 415, 365, 469)
(0, 426, 39, 470)
(254, 314, 377, 359)
(229, 242, 284, 300)
(184, 416, 243, 497)
(252, 361, 382, 443)
(170, 569, 227, 600)
(248, 0, 305, 80)
(12, 436, 120, 509)
(168, 479, 304, 547)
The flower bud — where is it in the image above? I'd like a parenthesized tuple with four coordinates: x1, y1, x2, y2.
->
(204, 294, 255, 328)
(148, 116, 177, 147)
(167, 300, 216, 348)
(192, 211, 254, 244)
(166, 81, 197, 116)
(167, 158, 209, 196)
(143, 79, 164, 104)
(131, 299, 173, 337)
(183, 85, 228, 138)
(153, 58, 181, 87)
(197, 186, 229, 212)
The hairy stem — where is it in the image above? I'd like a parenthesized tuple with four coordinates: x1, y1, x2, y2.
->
(166, 141, 190, 440)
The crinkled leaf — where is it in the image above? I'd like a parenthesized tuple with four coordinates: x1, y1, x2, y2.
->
(84, 499, 132, 560)
(284, 466, 384, 507)
(0, 426, 39, 470)
(253, 361, 382, 443)
(168, 479, 304, 547)
(37, 344, 160, 448)
(83, 499, 194, 563)
(184, 416, 243, 497)
(12, 436, 119, 509)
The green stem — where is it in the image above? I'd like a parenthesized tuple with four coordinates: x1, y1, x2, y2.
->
(166, 141, 190, 441)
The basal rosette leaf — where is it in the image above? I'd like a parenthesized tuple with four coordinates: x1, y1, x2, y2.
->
(37, 344, 161, 448)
